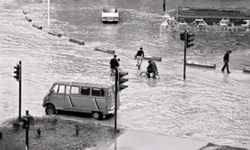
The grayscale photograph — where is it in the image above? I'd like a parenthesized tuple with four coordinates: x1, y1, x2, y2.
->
(0, 0, 250, 149)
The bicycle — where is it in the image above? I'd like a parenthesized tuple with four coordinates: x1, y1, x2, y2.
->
(135, 56, 143, 70)
(110, 67, 122, 76)
(140, 71, 160, 79)
(110, 69, 116, 76)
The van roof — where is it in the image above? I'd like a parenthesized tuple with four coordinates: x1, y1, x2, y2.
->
(54, 81, 113, 88)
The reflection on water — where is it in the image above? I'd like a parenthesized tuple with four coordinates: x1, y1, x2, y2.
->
(0, 0, 250, 149)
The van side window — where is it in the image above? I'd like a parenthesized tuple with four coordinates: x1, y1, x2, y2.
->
(52, 84, 59, 93)
(108, 89, 111, 96)
(81, 87, 90, 95)
(71, 86, 79, 94)
(66, 86, 71, 94)
(92, 88, 105, 96)
(58, 85, 65, 94)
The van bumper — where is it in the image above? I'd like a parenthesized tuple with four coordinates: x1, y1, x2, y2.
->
(108, 106, 115, 114)
(102, 18, 119, 22)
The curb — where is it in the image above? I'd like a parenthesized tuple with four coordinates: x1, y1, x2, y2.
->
(144, 56, 162, 61)
(23, 9, 85, 45)
(243, 68, 250, 73)
(186, 61, 216, 69)
(94, 48, 115, 54)
(48, 31, 62, 37)
(69, 38, 85, 45)
(32, 23, 43, 30)
(22, 10, 27, 14)
(25, 16, 32, 22)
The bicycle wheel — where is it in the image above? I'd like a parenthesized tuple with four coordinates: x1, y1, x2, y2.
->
(153, 74, 160, 79)
(140, 71, 147, 77)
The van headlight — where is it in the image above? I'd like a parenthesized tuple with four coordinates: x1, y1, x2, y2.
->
(109, 106, 115, 111)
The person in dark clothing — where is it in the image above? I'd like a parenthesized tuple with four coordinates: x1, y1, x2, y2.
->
(135, 47, 145, 58)
(135, 47, 145, 67)
(110, 55, 120, 76)
(221, 50, 232, 73)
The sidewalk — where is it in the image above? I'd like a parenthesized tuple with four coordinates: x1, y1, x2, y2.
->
(103, 130, 207, 150)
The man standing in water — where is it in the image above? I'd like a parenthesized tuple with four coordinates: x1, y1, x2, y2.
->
(221, 50, 232, 73)
(110, 55, 120, 76)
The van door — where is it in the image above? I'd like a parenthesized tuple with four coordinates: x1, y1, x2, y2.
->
(49, 84, 65, 110)
(66, 86, 91, 112)
(90, 88, 106, 112)
(78, 86, 94, 111)
(64, 85, 73, 109)
(65, 86, 83, 111)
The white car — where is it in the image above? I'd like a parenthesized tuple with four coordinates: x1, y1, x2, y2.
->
(102, 7, 119, 23)
(219, 18, 230, 27)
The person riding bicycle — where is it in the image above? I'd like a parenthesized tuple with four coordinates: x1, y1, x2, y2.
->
(146, 60, 158, 78)
(135, 47, 145, 67)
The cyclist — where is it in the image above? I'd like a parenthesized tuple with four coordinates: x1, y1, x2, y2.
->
(146, 60, 158, 78)
(135, 47, 145, 68)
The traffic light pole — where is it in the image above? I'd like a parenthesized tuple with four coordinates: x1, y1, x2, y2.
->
(163, 0, 166, 12)
(19, 61, 22, 120)
(24, 110, 30, 150)
(183, 31, 187, 80)
(180, 29, 194, 80)
(25, 124, 29, 150)
(114, 68, 118, 130)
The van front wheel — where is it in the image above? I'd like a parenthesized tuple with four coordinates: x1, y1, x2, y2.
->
(45, 105, 55, 115)
(92, 112, 103, 120)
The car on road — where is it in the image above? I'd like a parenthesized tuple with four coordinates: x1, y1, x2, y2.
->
(102, 7, 119, 23)
(219, 18, 230, 27)
(42, 81, 119, 120)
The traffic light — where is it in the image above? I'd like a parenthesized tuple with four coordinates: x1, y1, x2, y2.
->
(14, 64, 20, 81)
(118, 71, 128, 91)
(22, 117, 29, 129)
(186, 32, 195, 48)
(180, 31, 186, 41)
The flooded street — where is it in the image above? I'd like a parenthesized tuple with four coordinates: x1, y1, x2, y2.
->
(0, 0, 250, 148)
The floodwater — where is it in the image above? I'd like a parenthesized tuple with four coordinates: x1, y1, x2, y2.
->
(0, 0, 250, 148)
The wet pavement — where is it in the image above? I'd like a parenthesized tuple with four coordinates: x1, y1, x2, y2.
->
(0, 0, 250, 149)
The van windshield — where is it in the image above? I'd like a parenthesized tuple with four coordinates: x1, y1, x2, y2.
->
(52, 84, 59, 93)
(103, 8, 117, 13)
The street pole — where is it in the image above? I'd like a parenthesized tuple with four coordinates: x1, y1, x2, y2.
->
(25, 125, 29, 150)
(183, 30, 187, 80)
(48, 0, 51, 27)
(114, 68, 118, 130)
(25, 110, 30, 150)
(19, 61, 22, 120)
(163, 0, 166, 12)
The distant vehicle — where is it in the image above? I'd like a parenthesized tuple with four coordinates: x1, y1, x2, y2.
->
(193, 17, 207, 27)
(177, 21, 188, 30)
(241, 20, 250, 31)
(42, 81, 119, 120)
(102, 7, 119, 23)
(241, 20, 250, 28)
(219, 18, 230, 27)
(160, 13, 177, 31)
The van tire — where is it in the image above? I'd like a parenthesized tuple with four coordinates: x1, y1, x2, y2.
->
(45, 104, 55, 115)
(92, 112, 103, 120)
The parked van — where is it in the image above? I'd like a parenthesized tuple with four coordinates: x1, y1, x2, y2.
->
(42, 82, 119, 119)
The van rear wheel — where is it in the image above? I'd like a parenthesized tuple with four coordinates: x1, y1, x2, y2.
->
(45, 104, 55, 115)
(92, 112, 103, 120)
